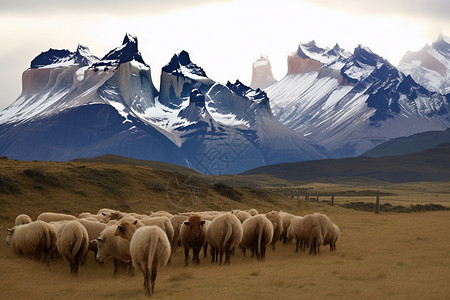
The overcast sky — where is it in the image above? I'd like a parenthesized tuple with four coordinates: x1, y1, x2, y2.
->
(0, 0, 448, 109)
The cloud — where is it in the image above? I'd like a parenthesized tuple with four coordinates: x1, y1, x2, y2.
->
(1, 0, 237, 16)
(298, 0, 450, 23)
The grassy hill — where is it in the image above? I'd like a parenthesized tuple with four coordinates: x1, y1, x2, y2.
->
(242, 143, 450, 183)
(363, 128, 450, 157)
(1, 156, 450, 299)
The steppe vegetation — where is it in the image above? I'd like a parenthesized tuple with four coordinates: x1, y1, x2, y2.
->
(0, 157, 449, 299)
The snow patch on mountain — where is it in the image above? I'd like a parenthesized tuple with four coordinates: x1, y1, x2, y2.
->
(398, 34, 450, 94)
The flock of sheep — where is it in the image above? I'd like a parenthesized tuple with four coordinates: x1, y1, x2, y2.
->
(5, 208, 340, 297)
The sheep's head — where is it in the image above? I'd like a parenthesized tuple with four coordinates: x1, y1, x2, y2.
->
(114, 220, 139, 241)
(5, 227, 15, 245)
(184, 215, 205, 239)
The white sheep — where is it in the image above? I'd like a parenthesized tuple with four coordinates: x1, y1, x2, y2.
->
(5, 220, 57, 263)
(323, 222, 340, 251)
(14, 214, 32, 226)
(241, 214, 274, 260)
(77, 219, 107, 258)
(314, 213, 340, 251)
(117, 222, 171, 297)
(279, 212, 295, 243)
(170, 215, 189, 252)
(206, 213, 243, 265)
(247, 208, 259, 216)
(94, 225, 133, 276)
(287, 214, 323, 255)
(37, 212, 77, 223)
(265, 211, 283, 250)
(140, 216, 174, 244)
(56, 220, 89, 275)
(235, 210, 251, 223)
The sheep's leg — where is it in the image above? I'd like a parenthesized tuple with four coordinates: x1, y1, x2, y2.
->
(203, 243, 208, 258)
(144, 269, 150, 296)
(184, 248, 190, 266)
(193, 247, 201, 264)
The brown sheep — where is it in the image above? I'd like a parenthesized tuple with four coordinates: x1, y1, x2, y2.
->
(241, 214, 274, 260)
(180, 215, 207, 265)
(206, 213, 243, 265)
(5, 221, 57, 263)
(265, 211, 283, 250)
(56, 220, 89, 275)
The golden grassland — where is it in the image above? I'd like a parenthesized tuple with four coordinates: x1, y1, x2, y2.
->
(1, 158, 450, 299)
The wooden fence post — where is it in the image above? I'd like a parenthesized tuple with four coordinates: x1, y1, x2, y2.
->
(375, 196, 380, 214)
(331, 194, 334, 206)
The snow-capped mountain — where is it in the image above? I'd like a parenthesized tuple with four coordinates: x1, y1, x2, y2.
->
(250, 54, 278, 90)
(266, 41, 450, 157)
(398, 34, 450, 94)
(0, 34, 325, 174)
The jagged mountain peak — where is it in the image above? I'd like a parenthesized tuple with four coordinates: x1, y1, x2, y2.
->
(162, 50, 207, 77)
(352, 45, 381, 67)
(432, 33, 450, 59)
(189, 89, 206, 107)
(99, 32, 146, 66)
(30, 48, 74, 69)
(75, 44, 99, 66)
(226, 80, 271, 114)
(398, 34, 450, 94)
(250, 54, 277, 90)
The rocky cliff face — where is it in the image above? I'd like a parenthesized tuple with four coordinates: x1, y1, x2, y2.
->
(250, 54, 277, 90)
(398, 34, 450, 94)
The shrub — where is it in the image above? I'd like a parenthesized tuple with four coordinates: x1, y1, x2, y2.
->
(212, 182, 243, 202)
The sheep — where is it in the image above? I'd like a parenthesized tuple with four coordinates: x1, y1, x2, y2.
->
(265, 211, 283, 250)
(77, 212, 104, 222)
(94, 225, 133, 277)
(247, 208, 259, 216)
(100, 210, 128, 223)
(117, 222, 171, 297)
(206, 213, 243, 265)
(312, 213, 340, 251)
(279, 212, 295, 243)
(37, 212, 77, 222)
(5, 221, 57, 263)
(14, 214, 32, 226)
(147, 211, 174, 218)
(240, 214, 274, 260)
(180, 215, 207, 265)
(170, 215, 189, 252)
(140, 216, 174, 244)
(235, 210, 251, 223)
(77, 219, 107, 258)
(287, 214, 323, 255)
(321, 221, 340, 251)
(56, 220, 89, 275)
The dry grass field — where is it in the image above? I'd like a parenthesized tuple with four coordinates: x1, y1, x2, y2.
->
(1, 158, 449, 299)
